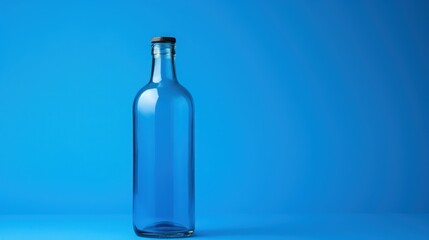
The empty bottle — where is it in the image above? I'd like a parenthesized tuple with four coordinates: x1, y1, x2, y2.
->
(133, 37, 195, 238)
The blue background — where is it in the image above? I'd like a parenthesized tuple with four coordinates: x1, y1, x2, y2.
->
(0, 0, 428, 218)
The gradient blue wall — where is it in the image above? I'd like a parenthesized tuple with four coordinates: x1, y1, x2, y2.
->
(0, 0, 428, 215)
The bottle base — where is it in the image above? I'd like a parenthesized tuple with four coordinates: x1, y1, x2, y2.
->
(134, 221, 194, 238)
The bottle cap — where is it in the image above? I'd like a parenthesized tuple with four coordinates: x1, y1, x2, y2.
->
(151, 37, 176, 43)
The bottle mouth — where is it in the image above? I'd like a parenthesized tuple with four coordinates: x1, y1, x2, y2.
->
(152, 42, 175, 56)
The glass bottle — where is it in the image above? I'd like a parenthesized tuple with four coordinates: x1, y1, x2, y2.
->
(133, 37, 194, 238)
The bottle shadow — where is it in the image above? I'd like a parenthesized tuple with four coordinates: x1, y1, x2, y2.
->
(194, 223, 300, 238)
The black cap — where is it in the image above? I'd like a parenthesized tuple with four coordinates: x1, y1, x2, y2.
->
(151, 37, 176, 43)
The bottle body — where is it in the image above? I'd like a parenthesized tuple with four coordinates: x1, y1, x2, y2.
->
(133, 38, 194, 238)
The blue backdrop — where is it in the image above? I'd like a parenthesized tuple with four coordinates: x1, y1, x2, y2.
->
(0, 0, 428, 216)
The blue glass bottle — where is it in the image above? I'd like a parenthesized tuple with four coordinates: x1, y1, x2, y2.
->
(133, 37, 194, 238)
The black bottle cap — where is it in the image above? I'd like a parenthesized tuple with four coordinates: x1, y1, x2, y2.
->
(151, 37, 176, 43)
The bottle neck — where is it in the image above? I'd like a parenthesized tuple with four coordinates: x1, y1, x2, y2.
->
(150, 43, 177, 83)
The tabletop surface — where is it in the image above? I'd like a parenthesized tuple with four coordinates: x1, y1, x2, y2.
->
(0, 214, 428, 239)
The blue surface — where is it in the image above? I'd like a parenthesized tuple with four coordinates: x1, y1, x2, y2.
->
(0, 0, 428, 220)
(0, 214, 428, 239)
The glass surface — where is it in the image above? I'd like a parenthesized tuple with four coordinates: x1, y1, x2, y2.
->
(133, 42, 194, 238)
